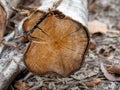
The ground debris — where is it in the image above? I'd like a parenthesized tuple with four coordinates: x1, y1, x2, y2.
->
(100, 62, 120, 81)
(106, 65, 120, 75)
(116, 23, 120, 30)
(85, 78, 101, 87)
(14, 81, 30, 90)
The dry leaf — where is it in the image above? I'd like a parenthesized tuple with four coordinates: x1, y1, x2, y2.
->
(106, 65, 120, 75)
(88, 20, 108, 35)
(85, 78, 101, 87)
(116, 23, 120, 30)
(14, 81, 30, 90)
(100, 62, 120, 81)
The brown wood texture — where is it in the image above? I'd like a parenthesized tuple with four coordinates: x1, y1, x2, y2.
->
(23, 11, 89, 76)
(0, 3, 6, 43)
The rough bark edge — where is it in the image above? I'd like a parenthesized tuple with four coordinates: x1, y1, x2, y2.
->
(38, 0, 88, 27)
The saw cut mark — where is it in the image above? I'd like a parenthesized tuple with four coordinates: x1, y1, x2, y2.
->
(24, 11, 89, 76)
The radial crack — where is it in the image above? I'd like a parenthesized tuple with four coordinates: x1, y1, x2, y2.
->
(58, 43, 84, 55)
(36, 26, 49, 37)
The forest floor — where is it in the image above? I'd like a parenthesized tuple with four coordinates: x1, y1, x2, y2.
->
(7, 0, 120, 90)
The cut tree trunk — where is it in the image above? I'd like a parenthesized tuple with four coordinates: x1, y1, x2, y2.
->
(23, 0, 89, 76)
(0, 0, 89, 89)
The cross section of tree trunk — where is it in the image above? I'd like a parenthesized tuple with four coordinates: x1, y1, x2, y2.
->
(23, 0, 89, 76)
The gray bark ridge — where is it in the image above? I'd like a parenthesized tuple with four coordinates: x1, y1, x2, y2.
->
(0, 0, 25, 90)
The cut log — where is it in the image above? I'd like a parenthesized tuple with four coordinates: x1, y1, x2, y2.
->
(23, 0, 89, 76)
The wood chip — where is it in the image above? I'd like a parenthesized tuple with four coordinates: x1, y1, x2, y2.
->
(100, 62, 120, 81)
(89, 39, 96, 50)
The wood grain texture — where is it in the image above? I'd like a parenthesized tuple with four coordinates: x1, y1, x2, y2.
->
(23, 11, 89, 76)
(0, 3, 6, 43)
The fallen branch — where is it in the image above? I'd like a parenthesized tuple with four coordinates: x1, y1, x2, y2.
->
(0, 0, 26, 90)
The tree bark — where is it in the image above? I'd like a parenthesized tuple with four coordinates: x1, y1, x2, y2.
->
(0, 0, 26, 90)
(38, 0, 88, 27)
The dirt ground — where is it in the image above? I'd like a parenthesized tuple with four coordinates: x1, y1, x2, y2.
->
(7, 0, 120, 90)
